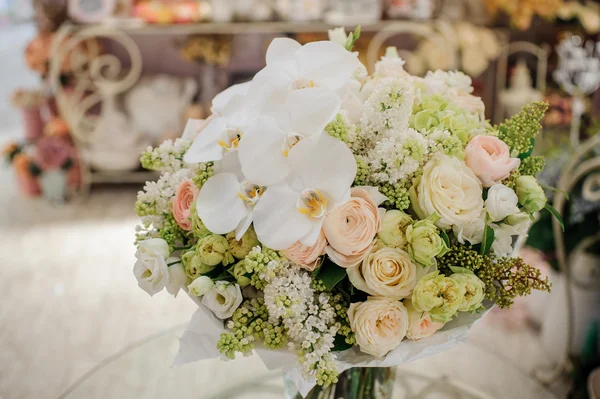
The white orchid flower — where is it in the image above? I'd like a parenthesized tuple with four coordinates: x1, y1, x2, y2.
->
(211, 81, 250, 115)
(238, 87, 341, 186)
(248, 37, 358, 123)
(195, 172, 265, 240)
(184, 93, 254, 164)
(252, 134, 357, 250)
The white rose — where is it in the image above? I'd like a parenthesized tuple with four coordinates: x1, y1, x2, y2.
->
(348, 297, 409, 357)
(491, 223, 517, 256)
(453, 210, 486, 245)
(404, 299, 445, 340)
(134, 247, 170, 296)
(188, 276, 215, 296)
(165, 257, 188, 297)
(424, 70, 473, 95)
(485, 184, 520, 222)
(202, 281, 243, 319)
(505, 212, 532, 236)
(411, 155, 484, 230)
(347, 246, 418, 299)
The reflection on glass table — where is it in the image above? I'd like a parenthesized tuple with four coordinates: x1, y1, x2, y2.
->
(60, 325, 556, 399)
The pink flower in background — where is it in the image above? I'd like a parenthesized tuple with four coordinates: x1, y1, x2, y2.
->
(284, 230, 327, 271)
(465, 135, 520, 187)
(35, 136, 72, 170)
(172, 180, 199, 231)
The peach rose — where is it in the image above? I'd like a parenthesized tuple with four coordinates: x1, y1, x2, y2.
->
(172, 180, 199, 231)
(465, 135, 520, 187)
(284, 230, 327, 271)
(348, 297, 409, 357)
(323, 188, 382, 268)
(404, 300, 445, 340)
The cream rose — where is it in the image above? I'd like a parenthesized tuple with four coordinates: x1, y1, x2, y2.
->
(404, 299, 445, 340)
(410, 155, 484, 230)
(323, 187, 382, 268)
(465, 135, 520, 187)
(284, 230, 327, 271)
(348, 297, 409, 357)
(347, 246, 417, 299)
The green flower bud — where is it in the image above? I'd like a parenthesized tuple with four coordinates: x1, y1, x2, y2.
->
(230, 260, 251, 288)
(189, 202, 211, 238)
(412, 271, 465, 323)
(515, 176, 546, 213)
(227, 227, 260, 259)
(405, 218, 448, 267)
(450, 273, 485, 312)
(378, 210, 414, 248)
(197, 234, 234, 266)
(182, 249, 216, 279)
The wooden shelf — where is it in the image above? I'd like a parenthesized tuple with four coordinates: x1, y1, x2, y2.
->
(69, 20, 409, 36)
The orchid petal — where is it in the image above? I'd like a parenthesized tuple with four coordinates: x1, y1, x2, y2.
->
(235, 213, 253, 241)
(287, 88, 341, 136)
(212, 82, 250, 115)
(238, 117, 290, 186)
(214, 152, 243, 180)
(341, 92, 364, 124)
(195, 173, 247, 234)
(181, 118, 208, 141)
(295, 41, 359, 90)
(288, 134, 357, 202)
(354, 186, 388, 206)
(183, 117, 227, 163)
(253, 184, 312, 250)
(299, 220, 324, 247)
(249, 65, 294, 120)
(266, 37, 301, 65)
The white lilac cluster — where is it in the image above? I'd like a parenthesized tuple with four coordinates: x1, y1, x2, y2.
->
(132, 26, 552, 391)
(264, 267, 338, 384)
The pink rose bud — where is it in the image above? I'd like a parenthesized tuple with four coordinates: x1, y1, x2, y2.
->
(172, 180, 200, 231)
(283, 230, 328, 272)
(465, 135, 521, 187)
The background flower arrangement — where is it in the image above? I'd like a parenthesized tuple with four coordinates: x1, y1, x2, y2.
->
(133, 27, 554, 396)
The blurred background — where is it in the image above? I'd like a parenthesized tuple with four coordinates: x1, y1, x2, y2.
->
(0, 0, 599, 398)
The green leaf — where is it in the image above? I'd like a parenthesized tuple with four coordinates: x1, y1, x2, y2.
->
(544, 203, 565, 232)
(332, 334, 353, 352)
(449, 266, 474, 275)
(480, 225, 495, 255)
(540, 184, 570, 201)
(518, 138, 535, 160)
(440, 230, 450, 248)
(319, 260, 347, 291)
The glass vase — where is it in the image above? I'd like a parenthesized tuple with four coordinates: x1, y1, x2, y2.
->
(285, 367, 396, 399)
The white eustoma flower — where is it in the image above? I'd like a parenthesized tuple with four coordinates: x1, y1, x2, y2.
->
(165, 257, 188, 297)
(252, 134, 357, 249)
(187, 276, 214, 296)
(134, 239, 181, 296)
(485, 184, 520, 222)
(249, 37, 358, 123)
(195, 172, 264, 240)
(453, 210, 487, 245)
(238, 87, 341, 186)
(184, 93, 254, 164)
(202, 281, 243, 319)
(491, 223, 517, 256)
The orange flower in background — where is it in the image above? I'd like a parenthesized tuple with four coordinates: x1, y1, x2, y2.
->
(2, 142, 19, 158)
(13, 153, 33, 177)
(44, 117, 70, 138)
(25, 33, 53, 75)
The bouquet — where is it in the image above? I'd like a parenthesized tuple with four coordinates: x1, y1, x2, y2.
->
(133, 27, 553, 397)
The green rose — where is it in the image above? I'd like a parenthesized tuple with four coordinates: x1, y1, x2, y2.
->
(190, 202, 211, 238)
(230, 260, 251, 288)
(515, 176, 547, 213)
(226, 227, 260, 259)
(450, 273, 485, 312)
(405, 218, 448, 267)
(412, 271, 465, 323)
(197, 234, 234, 266)
(378, 210, 414, 248)
(181, 249, 216, 279)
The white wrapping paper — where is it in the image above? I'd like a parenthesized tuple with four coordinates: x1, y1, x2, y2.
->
(174, 295, 493, 397)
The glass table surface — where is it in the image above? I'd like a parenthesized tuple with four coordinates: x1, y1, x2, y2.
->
(59, 325, 556, 399)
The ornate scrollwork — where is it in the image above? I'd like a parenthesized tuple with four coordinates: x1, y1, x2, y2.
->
(48, 24, 143, 144)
